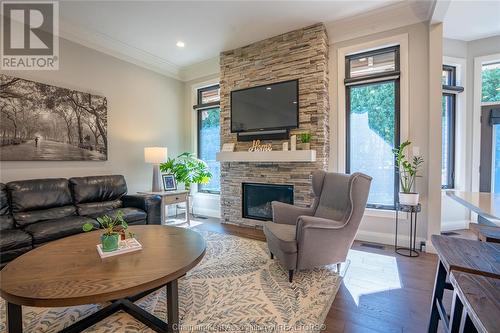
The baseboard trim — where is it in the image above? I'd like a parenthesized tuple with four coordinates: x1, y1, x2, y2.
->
(355, 230, 426, 249)
(440, 220, 469, 232)
(192, 207, 220, 218)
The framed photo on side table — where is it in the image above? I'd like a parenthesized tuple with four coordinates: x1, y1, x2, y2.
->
(162, 174, 177, 191)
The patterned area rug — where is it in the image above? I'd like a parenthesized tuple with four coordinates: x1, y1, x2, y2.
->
(0, 230, 341, 332)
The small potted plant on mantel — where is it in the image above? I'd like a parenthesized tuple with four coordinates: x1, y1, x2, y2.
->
(298, 132, 311, 150)
(393, 140, 424, 206)
(82, 211, 129, 252)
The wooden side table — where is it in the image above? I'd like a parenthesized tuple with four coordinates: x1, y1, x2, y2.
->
(138, 190, 190, 226)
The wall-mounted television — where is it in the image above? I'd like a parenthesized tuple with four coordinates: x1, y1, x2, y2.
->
(230, 79, 299, 134)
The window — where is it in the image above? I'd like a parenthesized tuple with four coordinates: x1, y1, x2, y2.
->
(441, 93, 455, 188)
(441, 65, 463, 189)
(345, 46, 400, 209)
(195, 85, 220, 193)
(481, 62, 500, 103)
(493, 124, 500, 193)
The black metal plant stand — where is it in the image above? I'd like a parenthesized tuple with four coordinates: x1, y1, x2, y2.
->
(395, 203, 421, 257)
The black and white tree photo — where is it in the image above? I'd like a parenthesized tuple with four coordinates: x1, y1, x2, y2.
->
(0, 74, 107, 161)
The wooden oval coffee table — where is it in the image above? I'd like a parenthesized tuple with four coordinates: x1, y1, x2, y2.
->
(0, 225, 206, 333)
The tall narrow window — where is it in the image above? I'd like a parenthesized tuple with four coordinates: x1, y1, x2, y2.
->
(441, 65, 463, 189)
(481, 62, 500, 103)
(345, 46, 400, 209)
(482, 61, 500, 191)
(194, 85, 220, 193)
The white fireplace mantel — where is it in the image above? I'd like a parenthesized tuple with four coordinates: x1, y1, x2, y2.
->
(216, 150, 316, 162)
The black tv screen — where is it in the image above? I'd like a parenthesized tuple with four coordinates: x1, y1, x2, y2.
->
(231, 80, 298, 133)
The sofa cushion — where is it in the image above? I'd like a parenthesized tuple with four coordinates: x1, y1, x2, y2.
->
(0, 229, 32, 251)
(0, 183, 9, 215)
(13, 206, 76, 227)
(87, 207, 147, 224)
(70, 175, 127, 204)
(0, 215, 15, 231)
(7, 178, 72, 213)
(23, 216, 97, 245)
(76, 199, 122, 216)
(263, 222, 297, 254)
(0, 183, 14, 231)
(0, 246, 32, 265)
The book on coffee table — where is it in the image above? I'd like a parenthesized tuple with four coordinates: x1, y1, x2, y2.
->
(97, 238, 142, 258)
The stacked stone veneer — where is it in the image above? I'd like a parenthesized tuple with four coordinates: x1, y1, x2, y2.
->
(219, 23, 330, 227)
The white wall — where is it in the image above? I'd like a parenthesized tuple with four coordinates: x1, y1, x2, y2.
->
(0, 37, 185, 193)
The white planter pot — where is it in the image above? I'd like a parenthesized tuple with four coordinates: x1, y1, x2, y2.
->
(399, 192, 419, 206)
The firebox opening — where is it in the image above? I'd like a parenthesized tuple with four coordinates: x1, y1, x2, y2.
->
(242, 183, 294, 221)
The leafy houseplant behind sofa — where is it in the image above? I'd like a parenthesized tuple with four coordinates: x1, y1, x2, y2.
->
(0, 175, 161, 268)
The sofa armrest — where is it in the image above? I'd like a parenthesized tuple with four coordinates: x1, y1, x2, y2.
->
(122, 194, 161, 225)
(271, 201, 314, 225)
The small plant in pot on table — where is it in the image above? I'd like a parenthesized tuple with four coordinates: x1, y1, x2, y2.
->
(82, 211, 128, 252)
(393, 140, 424, 206)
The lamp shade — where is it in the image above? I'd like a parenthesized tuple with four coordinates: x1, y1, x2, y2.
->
(144, 147, 168, 164)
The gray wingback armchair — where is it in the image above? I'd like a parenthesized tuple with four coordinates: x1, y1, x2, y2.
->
(263, 171, 372, 282)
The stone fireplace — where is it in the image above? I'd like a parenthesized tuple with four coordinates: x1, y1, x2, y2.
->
(219, 23, 330, 227)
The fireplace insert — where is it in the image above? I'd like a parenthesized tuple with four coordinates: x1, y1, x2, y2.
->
(242, 183, 294, 221)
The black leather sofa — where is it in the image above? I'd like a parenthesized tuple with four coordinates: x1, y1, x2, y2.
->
(0, 175, 161, 268)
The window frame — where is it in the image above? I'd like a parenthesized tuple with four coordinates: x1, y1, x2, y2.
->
(441, 92, 456, 189)
(441, 65, 464, 189)
(194, 84, 221, 194)
(345, 46, 401, 210)
(345, 45, 400, 84)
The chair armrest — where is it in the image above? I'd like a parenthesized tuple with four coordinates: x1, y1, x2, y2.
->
(296, 215, 346, 231)
(295, 215, 351, 270)
(122, 194, 161, 225)
(271, 201, 314, 225)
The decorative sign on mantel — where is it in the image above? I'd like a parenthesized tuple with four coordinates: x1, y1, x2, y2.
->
(248, 140, 272, 152)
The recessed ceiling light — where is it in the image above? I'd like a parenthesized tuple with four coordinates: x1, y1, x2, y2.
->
(266, 87, 272, 90)
(176, 41, 185, 48)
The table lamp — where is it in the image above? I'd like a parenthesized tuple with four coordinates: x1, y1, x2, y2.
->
(144, 147, 168, 192)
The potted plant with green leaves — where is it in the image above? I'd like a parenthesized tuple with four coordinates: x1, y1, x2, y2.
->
(82, 211, 128, 252)
(393, 140, 424, 206)
(160, 152, 212, 191)
(298, 132, 311, 150)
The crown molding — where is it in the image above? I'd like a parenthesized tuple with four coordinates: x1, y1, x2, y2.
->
(326, 0, 435, 44)
(58, 18, 182, 80)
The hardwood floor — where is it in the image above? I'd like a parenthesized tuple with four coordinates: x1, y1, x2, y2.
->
(190, 217, 440, 333)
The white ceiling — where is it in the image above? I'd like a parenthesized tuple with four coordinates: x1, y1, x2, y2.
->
(443, 0, 500, 41)
(59, 0, 402, 77)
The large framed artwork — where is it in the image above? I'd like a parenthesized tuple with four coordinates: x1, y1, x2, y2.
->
(0, 74, 107, 161)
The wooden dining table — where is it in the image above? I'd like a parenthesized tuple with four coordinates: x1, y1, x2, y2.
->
(427, 235, 500, 333)
(446, 191, 500, 227)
